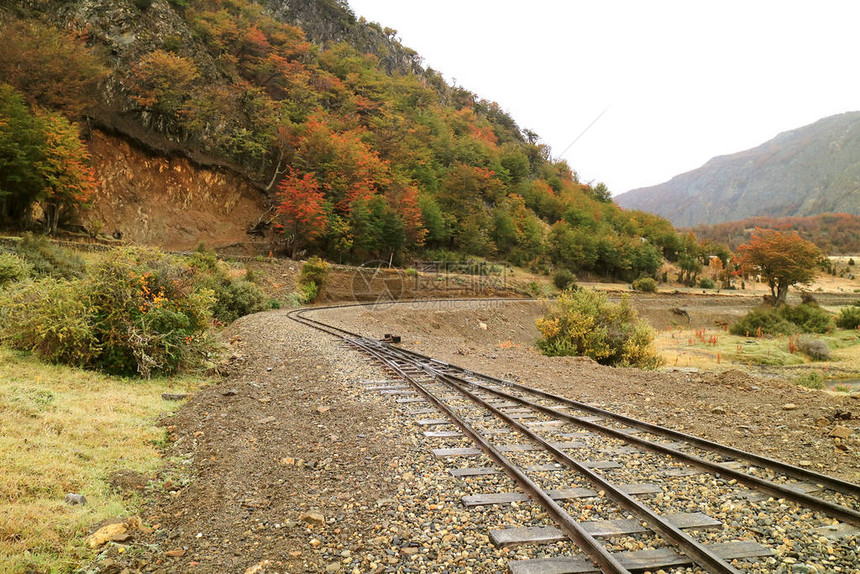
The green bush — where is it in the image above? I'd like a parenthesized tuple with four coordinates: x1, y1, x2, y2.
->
(1, 248, 215, 377)
(553, 268, 577, 291)
(0, 252, 33, 285)
(295, 257, 328, 303)
(730, 308, 799, 336)
(0, 279, 100, 366)
(836, 305, 860, 329)
(730, 303, 834, 337)
(536, 289, 662, 368)
(698, 277, 716, 289)
(779, 303, 833, 334)
(631, 277, 657, 293)
(15, 233, 85, 279)
(187, 246, 270, 322)
(793, 371, 824, 390)
(211, 279, 269, 323)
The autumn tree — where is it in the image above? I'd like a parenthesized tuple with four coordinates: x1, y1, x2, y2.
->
(276, 169, 328, 258)
(0, 21, 106, 116)
(0, 85, 95, 232)
(0, 85, 44, 225)
(127, 50, 200, 132)
(38, 112, 97, 235)
(738, 228, 825, 305)
(295, 113, 389, 212)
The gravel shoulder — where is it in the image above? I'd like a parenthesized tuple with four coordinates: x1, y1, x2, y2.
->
(100, 298, 860, 573)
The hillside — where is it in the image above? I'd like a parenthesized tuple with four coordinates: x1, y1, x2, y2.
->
(687, 213, 860, 255)
(615, 112, 860, 227)
(0, 0, 686, 281)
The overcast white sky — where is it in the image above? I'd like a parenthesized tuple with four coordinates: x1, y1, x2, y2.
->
(347, 0, 860, 195)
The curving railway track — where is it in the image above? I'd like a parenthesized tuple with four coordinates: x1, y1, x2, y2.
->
(289, 303, 860, 574)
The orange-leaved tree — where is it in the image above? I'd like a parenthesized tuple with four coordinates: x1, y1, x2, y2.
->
(738, 227, 825, 305)
(276, 168, 328, 258)
(38, 111, 97, 235)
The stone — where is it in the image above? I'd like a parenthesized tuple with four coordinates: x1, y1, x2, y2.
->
(87, 522, 129, 548)
(165, 549, 186, 557)
(244, 561, 273, 574)
(222, 389, 238, 397)
(65, 493, 87, 505)
(782, 403, 798, 411)
(711, 406, 726, 415)
(830, 426, 852, 439)
(299, 511, 325, 527)
(478, 322, 488, 330)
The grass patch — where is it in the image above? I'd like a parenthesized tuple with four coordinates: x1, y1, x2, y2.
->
(793, 371, 825, 389)
(656, 327, 860, 371)
(0, 347, 207, 573)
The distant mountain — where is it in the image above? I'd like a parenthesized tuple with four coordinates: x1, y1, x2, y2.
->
(615, 112, 860, 226)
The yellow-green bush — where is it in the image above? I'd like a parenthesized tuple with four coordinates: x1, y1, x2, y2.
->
(87, 248, 215, 377)
(536, 289, 661, 368)
(0, 248, 215, 377)
(0, 251, 33, 285)
(631, 277, 657, 292)
(296, 256, 328, 303)
(0, 278, 100, 366)
(14, 233, 85, 279)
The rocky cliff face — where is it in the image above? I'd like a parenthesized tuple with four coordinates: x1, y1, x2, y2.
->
(263, 0, 423, 75)
(84, 130, 267, 252)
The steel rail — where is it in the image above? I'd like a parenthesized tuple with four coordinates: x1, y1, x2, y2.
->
(290, 305, 860, 520)
(389, 343, 860, 499)
(347, 338, 632, 574)
(287, 303, 860, 568)
(429, 366, 860, 528)
(419, 366, 743, 574)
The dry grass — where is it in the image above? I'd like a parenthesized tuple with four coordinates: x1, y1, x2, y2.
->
(0, 347, 207, 573)
(655, 325, 860, 383)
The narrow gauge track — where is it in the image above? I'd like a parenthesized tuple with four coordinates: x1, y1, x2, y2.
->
(288, 303, 860, 573)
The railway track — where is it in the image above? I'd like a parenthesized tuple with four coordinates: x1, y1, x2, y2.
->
(289, 304, 860, 573)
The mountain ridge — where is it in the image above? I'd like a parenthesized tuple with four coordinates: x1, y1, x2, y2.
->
(615, 111, 860, 226)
